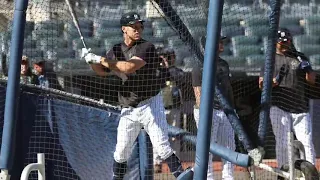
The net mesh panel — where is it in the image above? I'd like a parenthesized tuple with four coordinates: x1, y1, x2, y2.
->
(0, 0, 320, 179)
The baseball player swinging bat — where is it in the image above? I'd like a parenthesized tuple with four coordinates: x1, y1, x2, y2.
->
(64, 0, 124, 79)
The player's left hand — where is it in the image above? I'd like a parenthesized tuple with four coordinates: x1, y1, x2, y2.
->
(297, 56, 312, 73)
(81, 48, 102, 64)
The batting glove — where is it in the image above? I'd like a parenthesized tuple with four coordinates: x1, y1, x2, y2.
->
(81, 48, 102, 64)
(298, 56, 312, 73)
(248, 146, 265, 166)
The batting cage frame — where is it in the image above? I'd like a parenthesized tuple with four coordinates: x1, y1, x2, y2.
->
(0, 0, 319, 179)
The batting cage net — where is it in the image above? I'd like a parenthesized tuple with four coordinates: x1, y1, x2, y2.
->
(0, 0, 320, 179)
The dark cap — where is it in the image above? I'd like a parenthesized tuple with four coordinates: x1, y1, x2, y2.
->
(34, 60, 46, 66)
(200, 35, 227, 49)
(278, 28, 292, 42)
(120, 12, 145, 26)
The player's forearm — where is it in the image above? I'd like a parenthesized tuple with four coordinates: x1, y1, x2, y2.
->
(100, 57, 136, 74)
(259, 77, 279, 89)
(306, 71, 316, 85)
(90, 64, 109, 76)
(193, 86, 201, 108)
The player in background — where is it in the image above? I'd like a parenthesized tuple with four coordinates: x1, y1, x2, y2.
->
(259, 28, 316, 169)
(192, 36, 235, 180)
(81, 12, 188, 179)
(20, 56, 38, 85)
(153, 47, 185, 173)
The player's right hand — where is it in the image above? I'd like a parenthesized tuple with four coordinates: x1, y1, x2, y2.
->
(81, 48, 102, 64)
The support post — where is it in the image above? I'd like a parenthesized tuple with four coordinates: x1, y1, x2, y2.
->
(193, 0, 224, 179)
(0, 0, 29, 175)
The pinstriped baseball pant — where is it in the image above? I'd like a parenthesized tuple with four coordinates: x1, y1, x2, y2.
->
(194, 108, 235, 180)
(270, 106, 315, 168)
(114, 94, 174, 163)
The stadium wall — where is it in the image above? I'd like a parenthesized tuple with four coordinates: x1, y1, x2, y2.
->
(0, 84, 151, 180)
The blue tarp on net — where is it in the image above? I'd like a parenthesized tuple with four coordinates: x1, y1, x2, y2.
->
(0, 84, 152, 180)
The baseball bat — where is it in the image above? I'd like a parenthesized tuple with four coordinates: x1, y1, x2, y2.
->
(65, 0, 88, 49)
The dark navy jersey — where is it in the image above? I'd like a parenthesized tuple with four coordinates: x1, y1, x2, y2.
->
(260, 54, 309, 113)
(106, 39, 166, 107)
(192, 58, 235, 109)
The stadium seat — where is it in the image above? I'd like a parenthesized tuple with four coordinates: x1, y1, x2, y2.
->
(245, 25, 269, 37)
(152, 19, 170, 29)
(153, 27, 177, 38)
(221, 25, 245, 37)
(221, 15, 242, 26)
(246, 54, 265, 67)
(189, 26, 207, 39)
(297, 45, 320, 57)
(25, 21, 35, 37)
(220, 55, 246, 67)
(65, 19, 94, 31)
(22, 48, 43, 58)
(233, 45, 262, 57)
(279, 16, 301, 26)
(45, 48, 75, 61)
(64, 29, 93, 40)
(304, 15, 320, 26)
(103, 38, 122, 50)
(23, 38, 37, 49)
(309, 54, 320, 66)
(143, 28, 153, 36)
(176, 6, 203, 14)
(305, 25, 320, 36)
(32, 29, 60, 39)
(38, 37, 68, 51)
(54, 58, 89, 72)
(261, 36, 268, 53)
(143, 36, 165, 44)
(72, 38, 101, 50)
(184, 16, 207, 27)
(293, 35, 320, 47)
(241, 16, 269, 27)
(231, 35, 260, 47)
(94, 19, 121, 29)
(167, 36, 185, 48)
(142, 20, 153, 29)
(34, 20, 64, 33)
(288, 0, 311, 5)
(94, 28, 123, 38)
(225, 0, 254, 6)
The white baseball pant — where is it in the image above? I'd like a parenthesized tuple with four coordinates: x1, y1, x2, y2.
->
(270, 106, 315, 168)
(114, 94, 174, 163)
(194, 108, 235, 180)
(153, 108, 181, 165)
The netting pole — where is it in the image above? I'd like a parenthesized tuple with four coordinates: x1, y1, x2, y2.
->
(193, 0, 224, 179)
(0, 0, 29, 177)
(258, 0, 281, 146)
